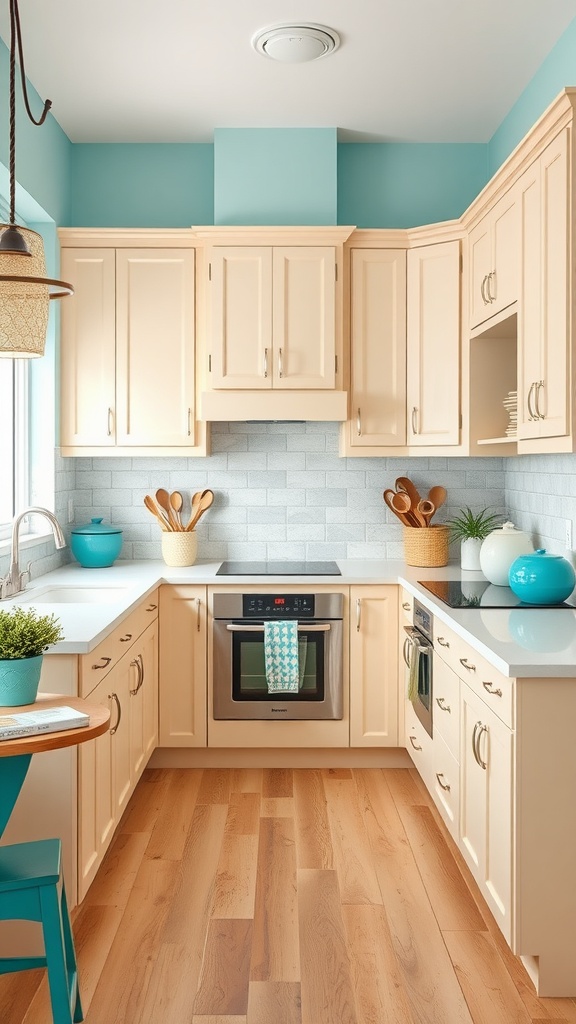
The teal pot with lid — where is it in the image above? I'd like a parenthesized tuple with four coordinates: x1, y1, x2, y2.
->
(70, 518, 123, 568)
(508, 549, 576, 605)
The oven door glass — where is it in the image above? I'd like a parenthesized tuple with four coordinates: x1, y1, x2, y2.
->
(231, 624, 325, 701)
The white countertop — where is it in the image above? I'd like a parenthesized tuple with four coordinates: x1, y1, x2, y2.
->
(5, 559, 576, 678)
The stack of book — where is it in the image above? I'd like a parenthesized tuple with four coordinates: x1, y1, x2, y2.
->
(0, 705, 89, 741)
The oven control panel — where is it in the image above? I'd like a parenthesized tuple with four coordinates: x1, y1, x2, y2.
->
(242, 594, 315, 617)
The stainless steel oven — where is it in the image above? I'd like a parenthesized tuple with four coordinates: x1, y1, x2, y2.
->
(212, 592, 343, 720)
(403, 599, 433, 737)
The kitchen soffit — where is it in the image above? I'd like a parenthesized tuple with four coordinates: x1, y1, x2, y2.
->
(0, 1, 573, 144)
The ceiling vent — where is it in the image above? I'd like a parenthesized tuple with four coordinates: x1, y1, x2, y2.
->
(252, 23, 340, 63)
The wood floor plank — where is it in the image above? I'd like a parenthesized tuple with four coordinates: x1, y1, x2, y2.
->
(212, 833, 259, 918)
(260, 796, 295, 816)
(192, 1017, 246, 1024)
(250, 817, 300, 982)
(324, 776, 382, 905)
(298, 868, 358, 1024)
(342, 904, 414, 1024)
(293, 769, 334, 869)
(118, 766, 171, 832)
(145, 767, 203, 860)
(140, 943, 203, 1023)
(161, 802, 228, 945)
(247, 981, 302, 1024)
(197, 767, 232, 803)
(229, 767, 263, 793)
(0, 972, 42, 1024)
(262, 768, 293, 797)
(226, 791, 261, 835)
(71, 905, 124, 1011)
(444, 929, 533, 1024)
(355, 769, 474, 1024)
(84, 831, 150, 908)
(194, 919, 253, 1015)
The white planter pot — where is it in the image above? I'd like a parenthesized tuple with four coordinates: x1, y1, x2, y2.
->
(461, 537, 483, 571)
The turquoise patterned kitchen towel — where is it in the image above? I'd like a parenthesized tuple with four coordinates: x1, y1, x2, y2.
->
(264, 620, 300, 693)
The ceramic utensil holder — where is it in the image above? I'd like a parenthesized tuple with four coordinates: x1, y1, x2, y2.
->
(403, 525, 449, 567)
(161, 531, 198, 567)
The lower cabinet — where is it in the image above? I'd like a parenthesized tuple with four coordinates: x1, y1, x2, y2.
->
(78, 613, 159, 901)
(349, 585, 398, 746)
(158, 585, 207, 747)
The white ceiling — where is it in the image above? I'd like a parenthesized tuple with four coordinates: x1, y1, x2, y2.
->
(0, 1, 575, 144)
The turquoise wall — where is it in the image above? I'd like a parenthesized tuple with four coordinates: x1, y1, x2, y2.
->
(70, 144, 214, 227)
(214, 128, 337, 225)
(488, 16, 576, 176)
(337, 143, 488, 228)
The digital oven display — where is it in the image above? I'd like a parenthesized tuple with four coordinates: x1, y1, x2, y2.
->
(242, 594, 315, 617)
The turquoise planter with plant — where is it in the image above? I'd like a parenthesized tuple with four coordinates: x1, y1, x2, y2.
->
(0, 607, 64, 707)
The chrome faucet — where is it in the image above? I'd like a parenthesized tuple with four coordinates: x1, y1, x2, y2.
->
(0, 507, 66, 601)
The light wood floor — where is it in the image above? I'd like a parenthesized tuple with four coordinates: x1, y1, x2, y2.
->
(2, 766, 576, 1024)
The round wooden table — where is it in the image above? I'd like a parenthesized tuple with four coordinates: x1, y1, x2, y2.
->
(0, 693, 110, 837)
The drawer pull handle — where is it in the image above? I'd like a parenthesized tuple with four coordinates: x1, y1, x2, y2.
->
(109, 692, 122, 735)
(409, 734, 422, 751)
(92, 656, 112, 670)
(472, 721, 488, 769)
(436, 772, 451, 792)
(146, 603, 157, 612)
(196, 597, 201, 631)
(459, 657, 476, 672)
(402, 636, 412, 668)
(356, 598, 361, 632)
(436, 637, 450, 648)
(482, 681, 502, 697)
(402, 601, 411, 611)
(119, 633, 133, 643)
(435, 696, 451, 713)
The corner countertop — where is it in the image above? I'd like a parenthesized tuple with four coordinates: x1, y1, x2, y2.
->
(4, 559, 576, 678)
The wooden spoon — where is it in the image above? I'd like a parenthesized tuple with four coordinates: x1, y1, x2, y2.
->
(427, 485, 447, 513)
(170, 491, 184, 529)
(416, 498, 436, 527)
(143, 494, 170, 531)
(383, 489, 413, 526)
(395, 476, 423, 509)
(186, 490, 203, 530)
(156, 488, 180, 531)
(389, 490, 421, 527)
(186, 489, 214, 531)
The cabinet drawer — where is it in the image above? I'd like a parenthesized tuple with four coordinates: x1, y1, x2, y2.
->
(431, 732, 459, 840)
(400, 589, 413, 623)
(80, 591, 159, 697)
(433, 619, 513, 728)
(405, 700, 433, 788)
(432, 653, 460, 758)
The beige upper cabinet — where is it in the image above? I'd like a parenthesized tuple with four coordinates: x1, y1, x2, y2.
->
(517, 129, 569, 443)
(347, 248, 407, 448)
(209, 245, 336, 390)
(468, 189, 519, 330)
(59, 233, 202, 454)
(407, 240, 461, 446)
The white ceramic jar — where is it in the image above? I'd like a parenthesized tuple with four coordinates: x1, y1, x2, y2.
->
(479, 521, 534, 586)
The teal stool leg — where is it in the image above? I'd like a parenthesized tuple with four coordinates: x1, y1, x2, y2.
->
(60, 885, 83, 1023)
(0, 755, 32, 835)
(38, 882, 83, 1024)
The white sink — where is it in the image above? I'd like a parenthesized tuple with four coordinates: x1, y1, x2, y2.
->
(21, 586, 129, 604)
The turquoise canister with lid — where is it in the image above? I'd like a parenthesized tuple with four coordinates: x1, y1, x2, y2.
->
(70, 517, 123, 568)
(508, 549, 576, 605)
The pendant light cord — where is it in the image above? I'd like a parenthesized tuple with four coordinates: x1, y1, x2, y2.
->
(8, 0, 52, 225)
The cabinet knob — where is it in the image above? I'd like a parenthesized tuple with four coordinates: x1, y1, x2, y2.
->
(402, 601, 411, 611)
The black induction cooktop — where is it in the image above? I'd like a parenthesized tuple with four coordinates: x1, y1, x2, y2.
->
(216, 560, 341, 576)
(418, 579, 576, 609)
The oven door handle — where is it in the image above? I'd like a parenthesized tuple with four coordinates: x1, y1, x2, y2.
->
(225, 622, 331, 632)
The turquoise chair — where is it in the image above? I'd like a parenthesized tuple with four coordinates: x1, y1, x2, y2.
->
(0, 839, 82, 1023)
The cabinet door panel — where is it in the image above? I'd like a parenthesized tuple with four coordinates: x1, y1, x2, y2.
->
(129, 620, 158, 780)
(115, 249, 196, 444)
(539, 131, 569, 439)
(350, 586, 398, 746)
(209, 247, 272, 389)
(159, 585, 207, 747)
(78, 680, 115, 901)
(407, 241, 460, 445)
(491, 192, 519, 316)
(60, 248, 116, 447)
(272, 247, 336, 389)
(469, 221, 491, 329)
(349, 249, 406, 447)
(517, 164, 542, 439)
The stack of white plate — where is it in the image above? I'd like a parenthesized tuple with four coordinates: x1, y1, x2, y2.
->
(503, 390, 517, 437)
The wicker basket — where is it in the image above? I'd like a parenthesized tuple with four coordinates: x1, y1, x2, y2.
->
(161, 530, 198, 567)
(403, 524, 449, 567)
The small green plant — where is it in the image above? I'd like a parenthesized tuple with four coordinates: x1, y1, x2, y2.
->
(447, 507, 502, 542)
(0, 606, 64, 660)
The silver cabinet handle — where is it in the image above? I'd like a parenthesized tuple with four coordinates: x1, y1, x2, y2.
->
(402, 636, 412, 668)
(435, 772, 451, 792)
(263, 347, 268, 378)
(411, 407, 418, 435)
(409, 734, 422, 751)
(92, 656, 112, 670)
(435, 696, 451, 713)
(357, 407, 362, 437)
(480, 275, 489, 305)
(107, 407, 114, 436)
(459, 657, 476, 672)
(472, 721, 488, 769)
(436, 636, 450, 648)
(527, 381, 536, 421)
(486, 270, 496, 302)
(196, 597, 201, 632)
(402, 601, 411, 611)
(278, 347, 283, 378)
(129, 655, 143, 696)
(226, 622, 330, 633)
(187, 408, 192, 436)
(138, 653, 145, 692)
(482, 681, 502, 697)
(356, 597, 361, 632)
(109, 692, 121, 735)
(532, 380, 541, 419)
